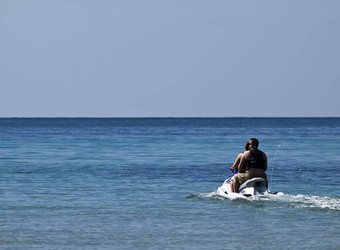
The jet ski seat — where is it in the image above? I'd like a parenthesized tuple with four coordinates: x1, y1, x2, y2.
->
(239, 177, 267, 191)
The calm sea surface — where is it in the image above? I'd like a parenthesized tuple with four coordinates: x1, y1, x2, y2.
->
(0, 118, 339, 249)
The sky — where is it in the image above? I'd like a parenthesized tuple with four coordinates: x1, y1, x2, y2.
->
(1, 0, 340, 117)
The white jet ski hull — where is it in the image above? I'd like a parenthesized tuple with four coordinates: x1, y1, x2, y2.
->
(216, 176, 270, 199)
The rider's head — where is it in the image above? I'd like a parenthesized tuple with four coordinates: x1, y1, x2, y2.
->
(249, 138, 259, 149)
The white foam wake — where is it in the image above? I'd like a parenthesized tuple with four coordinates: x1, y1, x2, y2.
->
(265, 193, 340, 211)
(189, 192, 340, 210)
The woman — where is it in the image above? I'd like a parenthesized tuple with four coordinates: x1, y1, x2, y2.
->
(230, 141, 250, 173)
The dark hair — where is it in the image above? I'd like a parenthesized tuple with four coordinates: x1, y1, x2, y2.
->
(250, 138, 259, 148)
(244, 141, 250, 151)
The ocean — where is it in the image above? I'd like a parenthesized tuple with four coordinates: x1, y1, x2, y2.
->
(0, 118, 339, 249)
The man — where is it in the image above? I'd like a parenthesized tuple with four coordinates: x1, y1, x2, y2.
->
(230, 138, 267, 193)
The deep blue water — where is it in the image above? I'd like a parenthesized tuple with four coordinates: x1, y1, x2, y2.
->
(0, 118, 339, 249)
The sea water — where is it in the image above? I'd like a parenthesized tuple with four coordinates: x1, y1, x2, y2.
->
(0, 118, 339, 249)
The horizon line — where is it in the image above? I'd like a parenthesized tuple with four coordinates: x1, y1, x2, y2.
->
(0, 116, 339, 119)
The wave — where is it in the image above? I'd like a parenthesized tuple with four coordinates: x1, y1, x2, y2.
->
(266, 193, 340, 211)
(187, 192, 340, 211)
(186, 192, 216, 199)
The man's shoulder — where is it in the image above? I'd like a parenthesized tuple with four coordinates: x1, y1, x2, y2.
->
(256, 148, 266, 154)
(257, 149, 267, 158)
(260, 150, 266, 155)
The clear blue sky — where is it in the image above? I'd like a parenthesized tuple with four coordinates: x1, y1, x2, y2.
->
(1, 0, 339, 117)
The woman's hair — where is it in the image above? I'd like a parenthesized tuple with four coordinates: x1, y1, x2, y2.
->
(244, 141, 250, 151)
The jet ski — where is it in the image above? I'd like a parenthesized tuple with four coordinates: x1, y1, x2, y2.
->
(216, 173, 271, 199)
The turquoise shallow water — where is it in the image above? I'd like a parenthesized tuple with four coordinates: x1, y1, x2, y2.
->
(0, 118, 339, 249)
